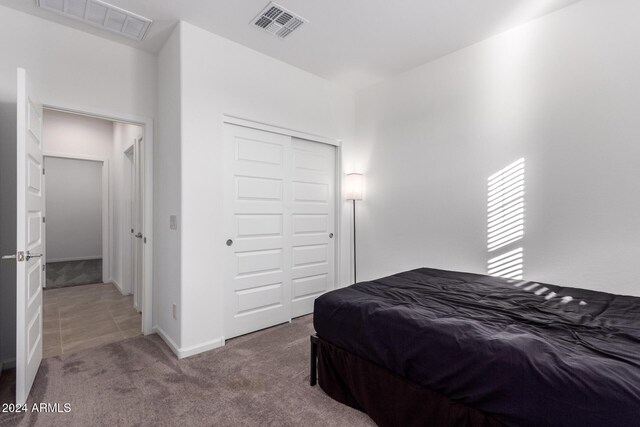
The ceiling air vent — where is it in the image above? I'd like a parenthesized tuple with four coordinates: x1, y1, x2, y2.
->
(251, 2, 307, 39)
(37, 0, 152, 41)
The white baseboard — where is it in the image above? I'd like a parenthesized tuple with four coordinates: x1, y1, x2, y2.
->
(111, 279, 127, 295)
(178, 336, 225, 359)
(153, 326, 181, 358)
(152, 326, 224, 359)
(47, 256, 102, 263)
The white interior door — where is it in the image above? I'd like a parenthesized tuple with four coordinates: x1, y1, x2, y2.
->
(132, 137, 143, 312)
(16, 68, 44, 405)
(123, 147, 134, 296)
(223, 124, 292, 339)
(290, 138, 335, 317)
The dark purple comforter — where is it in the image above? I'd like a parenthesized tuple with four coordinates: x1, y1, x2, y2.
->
(313, 267, 640, 427)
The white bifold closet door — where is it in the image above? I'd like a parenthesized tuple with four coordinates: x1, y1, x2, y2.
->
(223, 124, 335, 339)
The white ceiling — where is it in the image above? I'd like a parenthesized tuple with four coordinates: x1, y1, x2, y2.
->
(0, 0, 583, 89)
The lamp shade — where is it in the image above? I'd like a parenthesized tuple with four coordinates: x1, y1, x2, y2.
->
(345, 173, 364, 200)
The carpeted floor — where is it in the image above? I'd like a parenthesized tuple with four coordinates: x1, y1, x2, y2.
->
(0, 315, 374, 427)
(46, 259, 103, 289)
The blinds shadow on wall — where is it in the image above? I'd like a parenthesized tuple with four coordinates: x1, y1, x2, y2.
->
(487, 158, 525, 280)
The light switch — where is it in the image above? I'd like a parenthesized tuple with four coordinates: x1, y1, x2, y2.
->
(170, 215, 177, 230)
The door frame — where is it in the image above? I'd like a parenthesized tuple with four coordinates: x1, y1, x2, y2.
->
(221, 114, 344, 313)
(42, 153, 110, 285)
(43, 102, 154, 335)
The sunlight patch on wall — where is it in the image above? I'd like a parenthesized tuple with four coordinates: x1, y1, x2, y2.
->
(487, 158, 525, 279)
(488, 247, 523, 279)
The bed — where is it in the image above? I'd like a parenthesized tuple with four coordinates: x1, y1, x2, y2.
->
(310, 267, 640, 427)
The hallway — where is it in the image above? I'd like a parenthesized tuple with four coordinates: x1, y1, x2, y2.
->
(43, 282, 141, 358)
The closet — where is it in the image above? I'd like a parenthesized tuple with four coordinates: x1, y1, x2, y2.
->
(223, 124, 336, 339)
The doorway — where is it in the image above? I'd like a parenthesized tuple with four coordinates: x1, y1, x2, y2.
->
(4, 68, 155, 405)
(44, 155, 105, 289)
(40, 109, 145, 359)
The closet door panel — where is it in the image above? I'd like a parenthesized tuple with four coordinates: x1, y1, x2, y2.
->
(290, 138, 336, 317)
(223, 125, 292, 339)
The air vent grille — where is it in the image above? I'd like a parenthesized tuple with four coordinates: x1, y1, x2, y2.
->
(251, 2, 307, 39)
(38, 0, 152, 41)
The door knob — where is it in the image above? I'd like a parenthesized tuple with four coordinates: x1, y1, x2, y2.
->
(329, 233, 334, 238)
(26, 251, 43, 261)
(3, 251, 25, 261)
(226, 239, 233, 246)
(135, 232, 143, 238)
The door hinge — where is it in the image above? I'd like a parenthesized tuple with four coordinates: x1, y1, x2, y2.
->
(42, 216, 45, 223)
(42, 264, 46, 271)
(42, 168, 45, 175)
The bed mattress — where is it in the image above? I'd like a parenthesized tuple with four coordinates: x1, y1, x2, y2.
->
(313, 267, 640, 427)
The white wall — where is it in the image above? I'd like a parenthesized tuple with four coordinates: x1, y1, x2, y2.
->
(154, 25, 182, 349)
(177, 21, 355, 354)
(0, 6, 157, 118)
(42, 109, 114, 158)
(45, 157, 102, 262)
(354, 0, 640, 297)
(0, 4, 156, 367)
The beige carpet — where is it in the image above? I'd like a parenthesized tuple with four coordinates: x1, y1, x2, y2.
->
(0, 315, 374, 427)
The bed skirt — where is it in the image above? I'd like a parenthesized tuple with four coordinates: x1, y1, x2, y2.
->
(317, 338, 504, 427)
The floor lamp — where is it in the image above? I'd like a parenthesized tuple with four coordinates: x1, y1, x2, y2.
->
(346, 173, 364, 284)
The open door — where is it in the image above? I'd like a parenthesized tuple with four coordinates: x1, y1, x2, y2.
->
(16, 68, 44, 404)
(132, 136, 144, 313)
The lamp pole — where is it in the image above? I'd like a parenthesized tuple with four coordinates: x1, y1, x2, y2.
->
(353, 199, 357, 284)
(346, 173, 363, 285)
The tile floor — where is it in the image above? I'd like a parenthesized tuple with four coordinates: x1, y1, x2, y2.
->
(43, 282, 142, 358)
